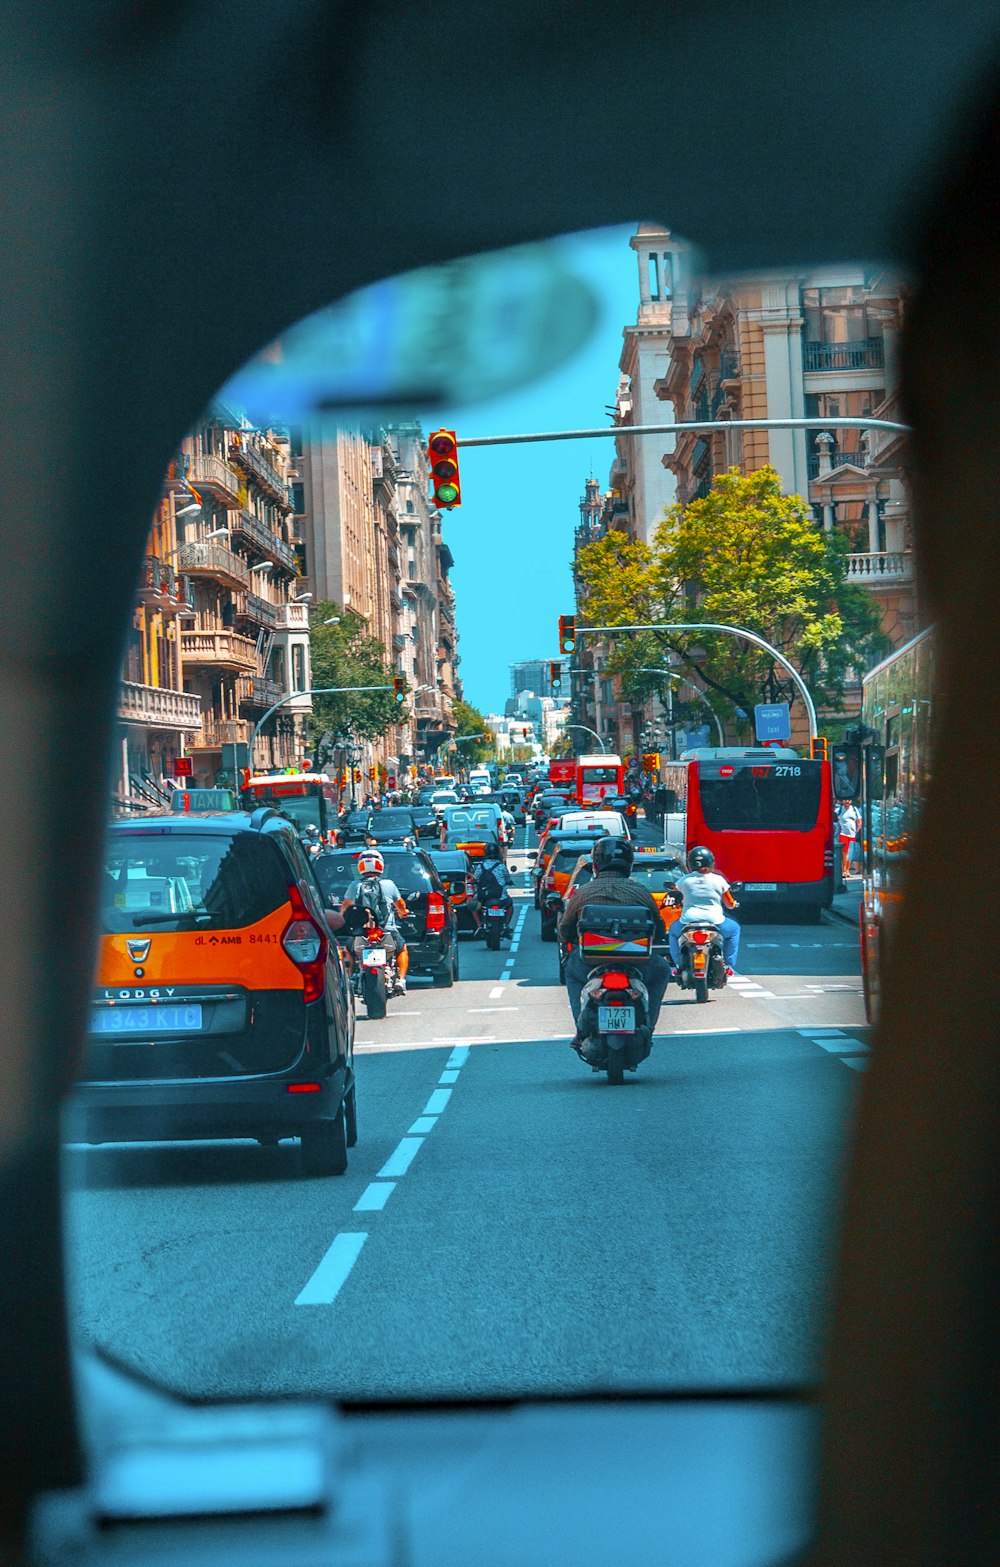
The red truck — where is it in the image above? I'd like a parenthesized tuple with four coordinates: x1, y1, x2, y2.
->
(548, 758, 576, 790)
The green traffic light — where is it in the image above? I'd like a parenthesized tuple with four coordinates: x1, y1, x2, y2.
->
(436, 482, 459, 505)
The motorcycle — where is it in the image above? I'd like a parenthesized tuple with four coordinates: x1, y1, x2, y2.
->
(665, 887, 740, 1003)
(342, 909, 398, 1019)
(481, 899, 508, 951)
(573, 905, 659, 1084)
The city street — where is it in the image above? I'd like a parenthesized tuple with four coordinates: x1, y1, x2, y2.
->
(64, 825, 867, 1404)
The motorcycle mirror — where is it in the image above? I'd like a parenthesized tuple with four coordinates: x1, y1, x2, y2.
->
(526, 850, 537, 859)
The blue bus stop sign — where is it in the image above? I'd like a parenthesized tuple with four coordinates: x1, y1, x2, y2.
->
(754, 702, 791, 742)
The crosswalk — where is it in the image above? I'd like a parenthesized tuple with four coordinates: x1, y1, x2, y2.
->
(797, 1026, 870, 1071)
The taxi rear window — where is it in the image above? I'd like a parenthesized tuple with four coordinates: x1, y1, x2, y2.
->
(101, 831, 290, 933)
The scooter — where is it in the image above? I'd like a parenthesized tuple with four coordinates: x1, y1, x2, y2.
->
(674, 923, 727, 1004)
(342, 910, 399, 1019)
(573, 905, 659, 1084)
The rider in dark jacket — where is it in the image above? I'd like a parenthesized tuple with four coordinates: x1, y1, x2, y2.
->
(558, 835, 670, 1047)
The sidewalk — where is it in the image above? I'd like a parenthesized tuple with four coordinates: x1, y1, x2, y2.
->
(829, 877, 862, 927)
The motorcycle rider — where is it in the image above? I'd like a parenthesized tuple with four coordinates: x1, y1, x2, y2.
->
(557, 835, 669, 1047)
(667, 846, 740, 975)
(340, 849, 411, 994)
(476, 839, 514, 934)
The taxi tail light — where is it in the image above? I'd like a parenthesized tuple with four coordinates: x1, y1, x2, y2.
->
(426, 891, 446, 934)
(601, 971, 631, 990)
(282, 884, 328, 1003)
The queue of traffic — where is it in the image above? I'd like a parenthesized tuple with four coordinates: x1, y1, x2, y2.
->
(70, 743, 849, 1171)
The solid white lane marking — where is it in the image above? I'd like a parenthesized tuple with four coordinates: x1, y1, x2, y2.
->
(446, 1045, 470, 1068)
(408, 1116, 438, 1134)
(388, 1010, 423, 1017)
(489, 987, 505, 999)
(423, 1088, 452, 1115)
(295, 1232, 367, 1306)
(438, 1069, 460, 1083)
(354, 1182, 396, 1212)
(377, 1137, 425, 1178)
(467, 1006, 520, 1013)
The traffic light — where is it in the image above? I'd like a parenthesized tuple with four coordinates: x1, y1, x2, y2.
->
(558, 614, 576, 653)
(426, 429, 462, 509)
(393, 676, 407, 703)
(811, 736, 829, 761)
(484, 729, 493, 743)
(549, 660, 563, 694)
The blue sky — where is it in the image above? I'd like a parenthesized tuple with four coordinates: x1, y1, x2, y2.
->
(423, 224, 639, 715)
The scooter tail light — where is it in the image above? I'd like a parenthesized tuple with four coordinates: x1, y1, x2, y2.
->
(282, 884, 328, 1004)
(601, 971, 631, 990)
(690, 929, 709, 945)
(426, 891, 446, 934)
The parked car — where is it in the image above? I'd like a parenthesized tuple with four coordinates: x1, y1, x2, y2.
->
(71, 809, 357, 1177)
(312, 842, 459, 986)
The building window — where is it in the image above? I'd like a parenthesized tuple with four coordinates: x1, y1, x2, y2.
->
(292, 644, 307, 692)
(291, 482, 304, 515)
(648, 254, 659, 300)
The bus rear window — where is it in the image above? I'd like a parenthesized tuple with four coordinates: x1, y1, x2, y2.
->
(580, 766, 618, 784)
(698, 765, 823, 832)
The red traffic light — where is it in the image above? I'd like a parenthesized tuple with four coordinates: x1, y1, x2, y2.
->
(427, 429, 462, 509)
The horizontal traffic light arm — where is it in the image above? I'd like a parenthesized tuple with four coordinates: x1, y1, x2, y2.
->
(455, 415, 910, 448)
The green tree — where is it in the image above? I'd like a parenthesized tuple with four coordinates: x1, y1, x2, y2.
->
(575, 467, 887, 736)
(308, 600, 402, 765)
(452, 698, 492, 765)
(550, 731, 574, 758)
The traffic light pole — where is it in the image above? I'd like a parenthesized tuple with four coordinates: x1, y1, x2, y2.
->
(249, 685, 393, 773)
(565, 723, 607, 754)
(579, 623, 818, 741)
(457, 415, 910, 449)
(636, 668, 726, 748)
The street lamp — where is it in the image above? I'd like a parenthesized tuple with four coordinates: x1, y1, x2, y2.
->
(175, 501, 201, 518)
(323, 617, 340, 626)
(293, 592, 312, 603)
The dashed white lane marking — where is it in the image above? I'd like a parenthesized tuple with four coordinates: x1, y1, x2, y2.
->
(408, 1116, 439, 1134)
(489, 986, 505, 999)
(841, 1057, 869, 1071)
(295, 1232, 367, 1306)
(467, 1006, 520, 1013)
(377, 1137, 425, 1178)
(798, 1027, 871, 1059)
(438, 1069, 460, 1083)
(354, 1182, 397, 1212)
(423, 1087, 452, 1115)
(446, 1045, 471, 1067)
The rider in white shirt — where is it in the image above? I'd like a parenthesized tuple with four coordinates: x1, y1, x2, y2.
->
(668, 846, 740, 973)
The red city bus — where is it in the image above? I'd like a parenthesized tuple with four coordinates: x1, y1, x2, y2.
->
(575, 753, 624, 807)
(239, 771, 339, 840)
(662, 748, 834, 919)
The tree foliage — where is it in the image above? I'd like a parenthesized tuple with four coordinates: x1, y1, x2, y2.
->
(574, 467, 887, 735)
(308, 600, 402, 762)
(451, 698, 492, 765)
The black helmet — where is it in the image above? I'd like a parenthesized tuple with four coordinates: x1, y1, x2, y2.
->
(688, 845, 715, 872)
(592, 835, 634, 876)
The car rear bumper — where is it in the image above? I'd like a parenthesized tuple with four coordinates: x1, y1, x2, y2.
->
(65, 1066, 348, 1145)
(407, 928, 455, 974)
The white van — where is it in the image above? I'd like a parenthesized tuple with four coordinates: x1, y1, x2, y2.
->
(468, 768, 493, 796)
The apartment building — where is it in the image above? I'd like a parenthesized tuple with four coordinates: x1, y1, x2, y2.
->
(170, 407, 311, 786)
(392, 423, 456, 767)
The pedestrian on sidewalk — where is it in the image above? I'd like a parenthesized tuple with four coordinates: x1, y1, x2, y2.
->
(836, 798, 862, 878)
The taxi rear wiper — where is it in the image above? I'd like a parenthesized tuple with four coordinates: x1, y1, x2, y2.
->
(132, 910, 210, 925)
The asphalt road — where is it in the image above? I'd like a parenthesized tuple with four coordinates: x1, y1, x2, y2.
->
(64, 823, 867, 1403)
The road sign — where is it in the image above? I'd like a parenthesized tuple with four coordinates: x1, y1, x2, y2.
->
(754, 703, 791, 742)
(173, 757, 193, 778)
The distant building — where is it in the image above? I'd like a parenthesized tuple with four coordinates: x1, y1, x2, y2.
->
(510, 658, 567, 698)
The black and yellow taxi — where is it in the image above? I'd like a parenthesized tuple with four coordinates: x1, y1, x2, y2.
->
(71, 808, 356, 1176)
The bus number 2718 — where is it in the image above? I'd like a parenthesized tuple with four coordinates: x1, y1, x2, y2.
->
(773, 765, 801, 777)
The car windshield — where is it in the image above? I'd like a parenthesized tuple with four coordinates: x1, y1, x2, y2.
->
(65, 222, 878, 1414)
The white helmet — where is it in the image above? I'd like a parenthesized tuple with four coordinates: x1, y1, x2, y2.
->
(357, 850, 384, 876)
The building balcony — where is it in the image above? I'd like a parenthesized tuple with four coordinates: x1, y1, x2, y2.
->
(846, 551, 914, 586)
(118, 680, 203, 732)
(228, 508, 298, 573)
(238, 675, 286, 710)
(803, 338, 885, 372)
(186, 453, 243, 505)
(181, 629, 258, 671)
(228, 439, 292, 509)
(190, 715, 251, 750)
(275, 600, 310, 632)
(808, 445, 867, 479)
(137, 555, 193, 611)
(176, 540, 250, 591)
(233, 591, 278, 631)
